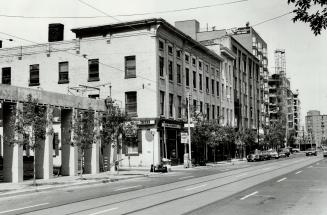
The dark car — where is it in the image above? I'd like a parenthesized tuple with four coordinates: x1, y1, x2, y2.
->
(279, 148, 290, 158)
(306, 148, 317, 156)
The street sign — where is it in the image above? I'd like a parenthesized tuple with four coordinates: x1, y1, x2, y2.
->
(184, 123, 194, 128)
(181, 132, 188, 144)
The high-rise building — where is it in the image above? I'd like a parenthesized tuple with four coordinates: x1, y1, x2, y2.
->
(305, 110, 327, 148)
(293, 90, 301, 143)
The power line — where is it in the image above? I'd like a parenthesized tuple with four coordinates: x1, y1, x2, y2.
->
(252, 11, 293, 27)
(0, 0, 248, 19)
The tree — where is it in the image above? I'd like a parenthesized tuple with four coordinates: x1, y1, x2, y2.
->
(265, 121, 286, 149)
(101, 97, 131, 171)
(288, 0, 327, 35)
(237, 128, 257, 156)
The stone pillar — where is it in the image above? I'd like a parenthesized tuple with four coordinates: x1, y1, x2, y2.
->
(3, 102, 23, 183)
(61, 108, 78, 176)
(35, 106, 53, 179)
(84, 111, 100, 174)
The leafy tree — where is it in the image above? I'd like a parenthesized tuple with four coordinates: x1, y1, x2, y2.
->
(265, 121, 286, 149)
(288, 0, 327, 35)
(237, 128, 257, 156)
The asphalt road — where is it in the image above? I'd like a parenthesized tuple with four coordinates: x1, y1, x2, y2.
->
(188, 155, 327, 215)
(0, 155, 321, 215)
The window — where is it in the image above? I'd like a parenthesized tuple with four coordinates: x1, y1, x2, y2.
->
(159, 40, 164, 50)
(199, 74, 203, 91)
(88, 59, 99, 82)
(192, 58, 196, 66)
(159, 56, 164, 77)
(185, 54, 189, 63)
(212, 105, 215, 119)
(168, 60, 173, 81)
(211, 79, 215, 95)
(222, 84, 224, 98)
(58, 62, 69, 84)
(216, 81, 220, 96)
(160, 91, 165, 115)
(200, 101, 203, 113)
(206, 103, 210, 120)
(176, 50, 181, 58)
(177, 64, 181, 84)
(169, 94, 174, 117)
(88, 94, 99, 99)
(125, 92, 137, 117)
(177, 96, 182, 118)
(125, 56, 136, 78)
(185, 68, 190, 87)
(2, 67, 11, 85)
(198, 61, 202, 70)
(168, 45, 173, 55)
(205, 64, 209, 72)
(217, 106, 220, 122)
(193, 71, 197, 89)
(29, 64, 40, 86)
(206, 76, 209, 93)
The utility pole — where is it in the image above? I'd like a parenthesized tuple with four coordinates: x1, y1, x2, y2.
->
(187, 93, 192, 167)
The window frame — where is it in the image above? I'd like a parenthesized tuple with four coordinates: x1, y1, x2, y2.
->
(125, 91, 137, 117)
(88, 59, 100, 82)
(2, 67, 11, 85)
(58, 61, 69, 84)
(29, 64, 40, 86)
(125, 55, 136, 79)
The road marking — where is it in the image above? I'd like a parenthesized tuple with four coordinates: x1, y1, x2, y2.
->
(179, 175, 194, 180)
(235, 173, 248, 177)
(114, 185, 141, 191)
(0, 203, 49, 214)
(262, 167, 271, 171)
(185, 184, 207, 191)
(308, 166, 313, 168)
(88, 207, 118, 215)
(295, 170, 302, 175)
(240, 191, 258, 200)
(277, 177, 287, 183)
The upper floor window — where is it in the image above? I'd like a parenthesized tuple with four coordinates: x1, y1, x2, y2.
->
(125, 56, 136, 79)
(176, 50, 181, 59)
(206, 76, 209, 93)
(58, 62, 69, 84)
(2, 67, 11, 85)
(185, 68, 190, 87)
(199, 74, 203, 91)
(185, 54, 190, 63)
(168, 45, 173, 55)
(193, 71, 197, 89)
(159, 56, 164, 77)
(169, 94, 174, 117)
(211, 79, 215, 95)
(168, 60, 173, 81)
(125, 91, 137, 117)
(177, 96, 182, 118)
(160, 91, 165, 116)
(29, 64, 40, 86)
(159, 40, 164, 50)
(198, 61, 202, 70)
(177, 64, 181, 84)
(88, 59, 99, 82)
(192, 57, 196, 66)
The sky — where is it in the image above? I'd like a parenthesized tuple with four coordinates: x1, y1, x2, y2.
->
(0, 0, 326, 124)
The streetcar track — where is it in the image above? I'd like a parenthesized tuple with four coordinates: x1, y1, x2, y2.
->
(20, 157, 314, 215)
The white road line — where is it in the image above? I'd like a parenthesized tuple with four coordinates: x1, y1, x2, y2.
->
(295, 170, 302, 175)
(0, 203, 49, 214)
(185, 184, 207, 191)
(88, 207, 118, 215)
(235, 173, 248, 177)
(114, 185, 141, 191)
(179, 175, 194, 180)
(240, 191, 258, 200)
(277, 177, 287, 183)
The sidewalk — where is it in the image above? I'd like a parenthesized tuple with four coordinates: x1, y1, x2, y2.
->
(0, 161, 247, 197)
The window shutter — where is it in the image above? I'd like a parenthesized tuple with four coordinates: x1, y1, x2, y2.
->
(137, 130, 142, 154)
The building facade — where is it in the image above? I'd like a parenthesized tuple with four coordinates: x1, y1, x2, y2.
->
(305, 110, 327, 148)
(0, 18, 225, 167)
(293, 90, 301, 143)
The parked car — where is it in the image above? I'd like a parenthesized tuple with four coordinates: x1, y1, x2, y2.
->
(292, 148, 300, 153)
(278, 148, 290, 158)
(323, 149, 327, 157)
(267, 149, 279, 159)
(247, 150, 261, 162)
(306, 148, 317, 156)
(261, 151, 271, 160)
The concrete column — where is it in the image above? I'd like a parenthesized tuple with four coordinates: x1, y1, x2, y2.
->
(3, 102, 23, 183)
(84, 111, 100, 174)
(35, 106, 53, 179)
(61, 108, 78, 176)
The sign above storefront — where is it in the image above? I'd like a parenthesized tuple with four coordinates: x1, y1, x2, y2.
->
(162, 123, 182, 129)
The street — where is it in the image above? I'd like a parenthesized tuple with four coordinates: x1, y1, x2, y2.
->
(0, 154, 323, 215)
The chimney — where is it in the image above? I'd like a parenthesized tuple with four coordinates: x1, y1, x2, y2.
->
(175, 20, 200, 40)
(48, 23, 64, 42)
